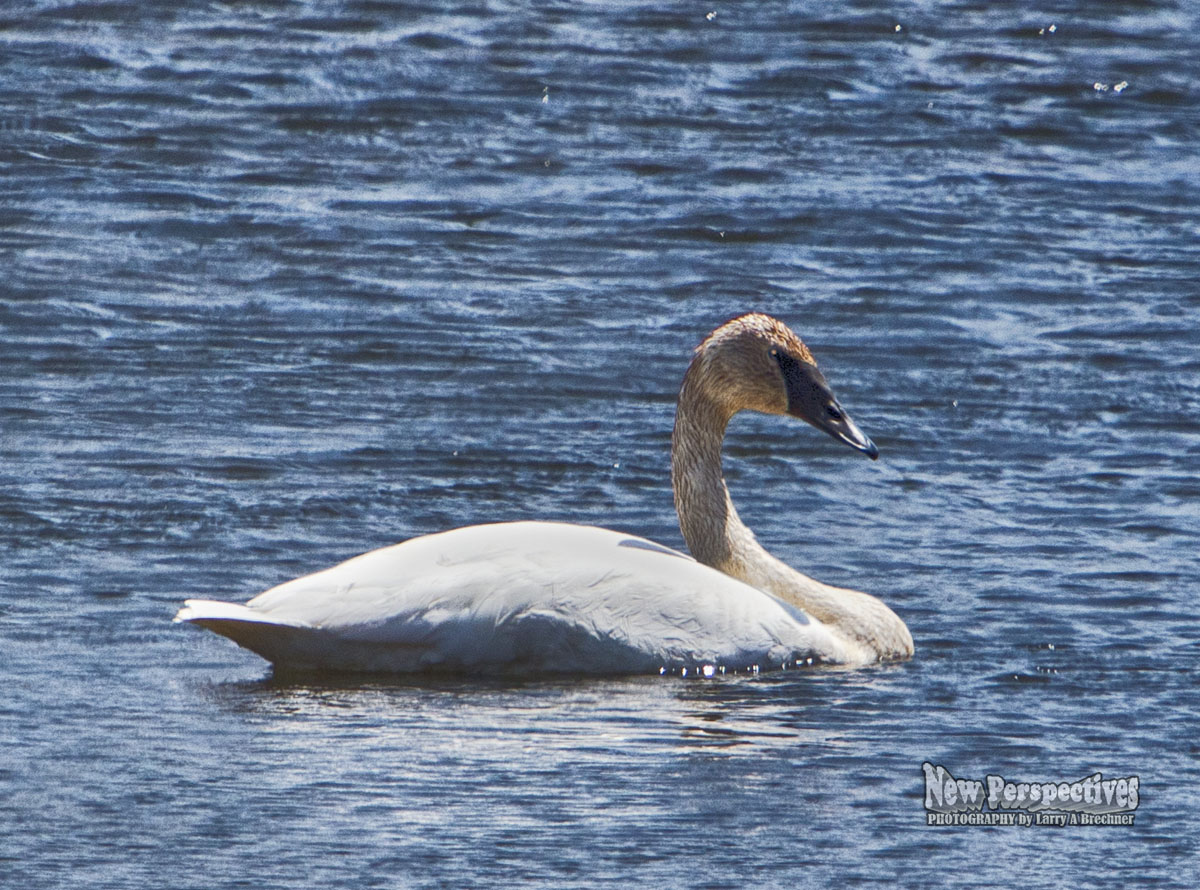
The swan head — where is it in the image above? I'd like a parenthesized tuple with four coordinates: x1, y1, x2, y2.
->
(691, 313, 879, 459)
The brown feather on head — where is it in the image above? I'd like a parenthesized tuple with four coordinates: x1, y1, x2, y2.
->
(690, 313, 818, 416)
(688, 313, 877, 458)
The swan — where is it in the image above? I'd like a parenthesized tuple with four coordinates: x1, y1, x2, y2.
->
(175, 313, 913, 674)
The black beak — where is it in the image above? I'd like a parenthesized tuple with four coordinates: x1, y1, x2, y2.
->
(777, 353, 879, 460)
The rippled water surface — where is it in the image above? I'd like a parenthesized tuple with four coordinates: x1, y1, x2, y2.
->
(3, 2, 1199, 887)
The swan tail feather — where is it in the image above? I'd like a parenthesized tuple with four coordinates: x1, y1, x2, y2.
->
(174, 599, 328, 668)
(175, 599, 436, 673)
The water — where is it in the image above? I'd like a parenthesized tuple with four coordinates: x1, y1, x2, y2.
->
(3, 1, 1198, 886)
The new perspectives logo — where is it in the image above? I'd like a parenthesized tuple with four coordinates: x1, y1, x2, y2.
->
(922, 762, 1139, 827)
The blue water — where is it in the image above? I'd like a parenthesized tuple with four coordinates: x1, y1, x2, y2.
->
(3, 2, 1199, 887)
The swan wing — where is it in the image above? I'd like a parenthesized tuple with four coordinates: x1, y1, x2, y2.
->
(176, 521, 844, 674)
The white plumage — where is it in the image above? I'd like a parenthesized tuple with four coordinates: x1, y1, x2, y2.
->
(176, 521, 841, 674)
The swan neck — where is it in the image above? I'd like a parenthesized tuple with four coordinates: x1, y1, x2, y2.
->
(670, 353, 914, 663)
(671, 359, 755, 572)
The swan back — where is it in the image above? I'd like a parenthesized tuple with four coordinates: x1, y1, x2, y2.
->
(178, 522, 849, 673)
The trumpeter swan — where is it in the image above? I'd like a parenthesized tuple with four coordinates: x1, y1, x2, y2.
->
(175, 313, 913, 674)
